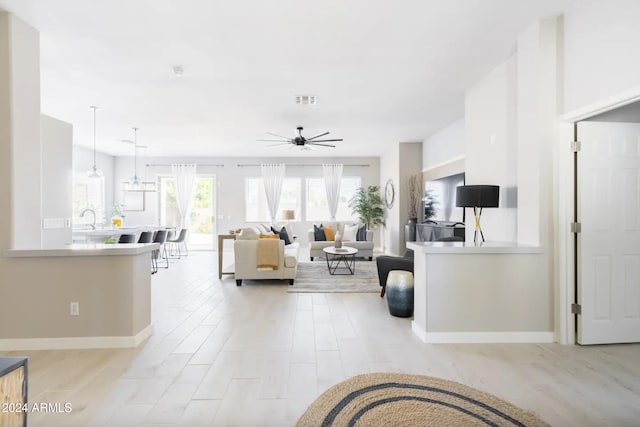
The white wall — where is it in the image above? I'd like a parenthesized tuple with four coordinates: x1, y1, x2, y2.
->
(3, 13, 41, 248)
(464, 56, 518, 243)
(112, 156, 380, 247)
(41, 115, 73, 247)
(563, 0, 640, 113)
(422, 119, 465, 170)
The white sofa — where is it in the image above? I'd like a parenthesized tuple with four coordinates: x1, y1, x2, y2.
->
(234, 227, 299, 286)
(308, 222, 374, 261)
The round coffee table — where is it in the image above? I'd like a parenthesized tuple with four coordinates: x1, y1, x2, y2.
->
(323, 246, 358, 275)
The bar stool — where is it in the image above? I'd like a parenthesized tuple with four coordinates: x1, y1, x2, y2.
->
(118, 234, 136, 243)
(138, 231, 153, 243)
(137, 231, 155, 274)
(152, 229, 169, 273)
(167, 228, 188, 258)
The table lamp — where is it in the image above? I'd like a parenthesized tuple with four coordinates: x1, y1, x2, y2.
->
(455, 185, 499, 244)
(282, 210, 296, 221)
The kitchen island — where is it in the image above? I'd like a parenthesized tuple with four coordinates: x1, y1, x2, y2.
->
(1, 243, 158, 350)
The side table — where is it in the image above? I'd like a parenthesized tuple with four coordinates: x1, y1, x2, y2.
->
(218, 234, 237, 279)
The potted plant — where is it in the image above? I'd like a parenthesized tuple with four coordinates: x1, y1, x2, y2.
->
(348, 186, 386, 229)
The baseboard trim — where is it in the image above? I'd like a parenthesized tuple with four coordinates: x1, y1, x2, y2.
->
(411, 324, 554, 343)
(0, 324, 153, 350)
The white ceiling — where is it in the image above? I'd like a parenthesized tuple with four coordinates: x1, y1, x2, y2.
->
(0, 0, 572, 157)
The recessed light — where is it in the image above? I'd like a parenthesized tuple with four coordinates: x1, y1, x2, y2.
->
(295, 95, 317, 105)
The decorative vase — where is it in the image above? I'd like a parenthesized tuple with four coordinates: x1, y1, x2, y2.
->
(405, 217, 417, 242)
(386, 270, 414, 318)
(334, 232, 342, 249)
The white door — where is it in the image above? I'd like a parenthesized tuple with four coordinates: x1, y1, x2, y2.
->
(577, 121, 640, 344)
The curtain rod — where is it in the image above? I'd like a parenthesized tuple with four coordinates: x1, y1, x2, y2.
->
(236, 163, 370, 167)
(145, 163, 225, 167)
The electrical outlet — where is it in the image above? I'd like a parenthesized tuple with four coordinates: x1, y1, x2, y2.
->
(70, 302, 79, 316)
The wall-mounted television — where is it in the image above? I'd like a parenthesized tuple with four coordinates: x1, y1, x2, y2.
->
(423, 172, 465, 223)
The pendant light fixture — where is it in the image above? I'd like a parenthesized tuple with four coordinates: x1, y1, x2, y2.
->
(121, 127, 156, 192)
(86, 105, 104, 178)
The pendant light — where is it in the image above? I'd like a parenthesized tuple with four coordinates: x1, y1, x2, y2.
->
(86, 106, 104, 178)
(121, 127, 156, 192)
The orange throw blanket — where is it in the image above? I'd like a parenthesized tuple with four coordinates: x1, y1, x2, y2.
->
(257, 238, 280, 270)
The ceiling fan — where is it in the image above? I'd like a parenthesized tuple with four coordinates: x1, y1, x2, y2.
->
(258, 126, 343, 149)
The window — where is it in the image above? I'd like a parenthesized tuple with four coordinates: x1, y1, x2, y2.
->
(305, 177, 362, 221)
(72, 172, 105, 224)
(245, 178, 301, 222)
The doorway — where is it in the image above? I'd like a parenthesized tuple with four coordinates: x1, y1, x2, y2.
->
(159, 175, 216, 250)
(573, 109, 640, 344)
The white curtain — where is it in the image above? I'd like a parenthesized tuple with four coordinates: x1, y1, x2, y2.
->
(323, 163, 343, 220)
(261, 163, 286, 223)
(171, 164, 198, 229)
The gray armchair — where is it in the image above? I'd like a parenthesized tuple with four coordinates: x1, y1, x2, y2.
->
(376, 249, 414, 298)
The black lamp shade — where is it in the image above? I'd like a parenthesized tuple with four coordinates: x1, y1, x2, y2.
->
(456, 185, 499, 208)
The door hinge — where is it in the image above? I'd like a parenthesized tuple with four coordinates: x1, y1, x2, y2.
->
(571, 141, 581, 152)
(571, 303, 582, 315)
(571, 222, 581, 233)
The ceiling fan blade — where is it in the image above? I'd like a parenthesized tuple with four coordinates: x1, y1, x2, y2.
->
(268, 142, 292, 147)
(307, 142, 336, 148)
(257, 139, 290, 142)
(309, 138, 343, 143)
(120, 139, 135, 144)
(306, 131, 330, 141)
(267, 132, 292, 140)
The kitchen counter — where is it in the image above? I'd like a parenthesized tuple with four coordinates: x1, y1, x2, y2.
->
(407, 240, 544, 254)
(0, 243, 157, 350)
(4, 243, 158, 257)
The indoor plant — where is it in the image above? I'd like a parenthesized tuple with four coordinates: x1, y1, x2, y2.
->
(349, 186, 386, 229)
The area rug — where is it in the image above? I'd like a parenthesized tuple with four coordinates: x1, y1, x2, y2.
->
(297, 372, 549, 427)
(288, 260, 380, 293)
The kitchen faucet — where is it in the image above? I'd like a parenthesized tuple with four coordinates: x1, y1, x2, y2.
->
(80, 208, 96, 230)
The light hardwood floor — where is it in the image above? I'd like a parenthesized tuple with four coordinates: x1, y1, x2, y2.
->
(2, 251, 640, 426)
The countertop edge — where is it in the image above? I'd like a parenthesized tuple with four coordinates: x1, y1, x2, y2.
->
(3, 243, 160, 258)
(406, 241, 545, 254)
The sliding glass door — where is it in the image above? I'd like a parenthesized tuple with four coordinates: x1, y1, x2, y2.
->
(159, 175, 216, 250)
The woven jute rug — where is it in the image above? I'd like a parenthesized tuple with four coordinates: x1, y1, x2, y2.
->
(297, 372, 549, 427)
(288, 260, 380, 293)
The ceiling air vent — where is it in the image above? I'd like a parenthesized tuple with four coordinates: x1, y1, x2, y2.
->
(295, 95, 317, 105)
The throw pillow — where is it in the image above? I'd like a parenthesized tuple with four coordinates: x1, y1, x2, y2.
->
(238, 227, 260, 240)
(313, 224, 326, 241)
(259, 233, 279, 239)
(342, 224, 358, 242)
(324, 225, 335, 241)
(356, 224, 367, 241)
(271, 226, 292, 245)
